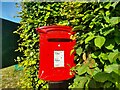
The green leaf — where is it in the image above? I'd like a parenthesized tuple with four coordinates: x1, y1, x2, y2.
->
(93, 67, 102, 76)
(114, 29, 120, 36)
(78, 77, 88, 88)
(104, 81, 112, 88)
(104, 64, 120, 75)
(99, 53, 108, 60)
(76, 14, 84, 18)
(85, 34, 95, 44)
(112, 2, 119, 9)
(104, 39, 115, 50)
(94, 7, 100, 13)
(38, 80, 44, 84)
(91, 51, 101, 59)
(87, 67, 95, 76)
(89, 21, 94, 29)
(110, 72, 120, 84)
(94, 36, 106, 49)
(31, 61, 36, 64)
(100, 59, 104, 64)
(82, 14, 89, 21)
(72, 25, 83, 31)
(91, 53, 97, 59)
(104, 16, 110, 23)
(84, 10, 93, 15)
(115, 36, 120, 45)
(103, 28, 114, 36)
(111, 72, 120, 89)
(88, 79, 97, 88)
(105, 11, 110, 16)
(118, 53, 120, 61)
(108, 51, 119, 63)
(104, 2, 111, 9)
(74, 76, 88, 88)
(74, 75, 82, 82)
(77, 64, 88, 75)
(74, 56, 78, 61)
(93, 72, 110, 82)
(110, 17, 120, 25)
(76, 47, 83, 56)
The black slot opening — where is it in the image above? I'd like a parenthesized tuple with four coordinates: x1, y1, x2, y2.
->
(48, 38, 72, 42)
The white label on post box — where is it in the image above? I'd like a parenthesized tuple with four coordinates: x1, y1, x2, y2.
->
(54, 51, 64, 67)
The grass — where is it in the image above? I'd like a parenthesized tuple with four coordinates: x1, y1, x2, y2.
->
(0, 65, 23, 89)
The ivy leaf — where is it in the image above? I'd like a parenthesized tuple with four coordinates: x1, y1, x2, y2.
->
(110, 17, 120, 25)
(94, 36, 106, 49)
(99, 53, 108, 60)
(78, 77, 88, 88)
(76, 47, 83, 56)
(104, 39, 115, 50)
(91, 53, 97, 59)
(85, 34, 95, 44)
(77, 64, 88, 75)
(108, 51, 119, 63)
(74, 75, 81, 82)
(93, 72, 110, 82)
(110, 72, 120, 89)
(92, 67, 102, 76)
(91, 51, 101, 59)
(74, 76, 88, 88)
(88, 79, 97, 88)
(87, 67, 94, 76)
(104, 64, 120, 75)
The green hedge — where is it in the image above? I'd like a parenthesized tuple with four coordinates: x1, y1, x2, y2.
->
(14, 2, 120, 89)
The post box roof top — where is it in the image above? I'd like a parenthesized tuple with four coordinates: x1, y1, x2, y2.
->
(36, 25, 72, 33)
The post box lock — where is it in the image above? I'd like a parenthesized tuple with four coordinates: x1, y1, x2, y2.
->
(36, 25, 76, 82)
(58, 44, 60, 47)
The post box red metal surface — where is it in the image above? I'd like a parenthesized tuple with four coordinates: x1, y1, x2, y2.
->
(36, 25, 76, 82)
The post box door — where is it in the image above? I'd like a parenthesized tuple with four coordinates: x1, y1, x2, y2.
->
(37, 26, 76, 82)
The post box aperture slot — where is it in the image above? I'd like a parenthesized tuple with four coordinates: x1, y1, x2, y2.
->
(48, 38, 72, 42)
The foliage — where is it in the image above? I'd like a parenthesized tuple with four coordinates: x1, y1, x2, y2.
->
(14, 1, 120, 89)
(65, 2, 120, 89)
(14, 2, 68, 89)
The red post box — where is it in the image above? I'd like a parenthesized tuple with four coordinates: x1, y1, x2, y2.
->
(36, 25, 76, 82)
